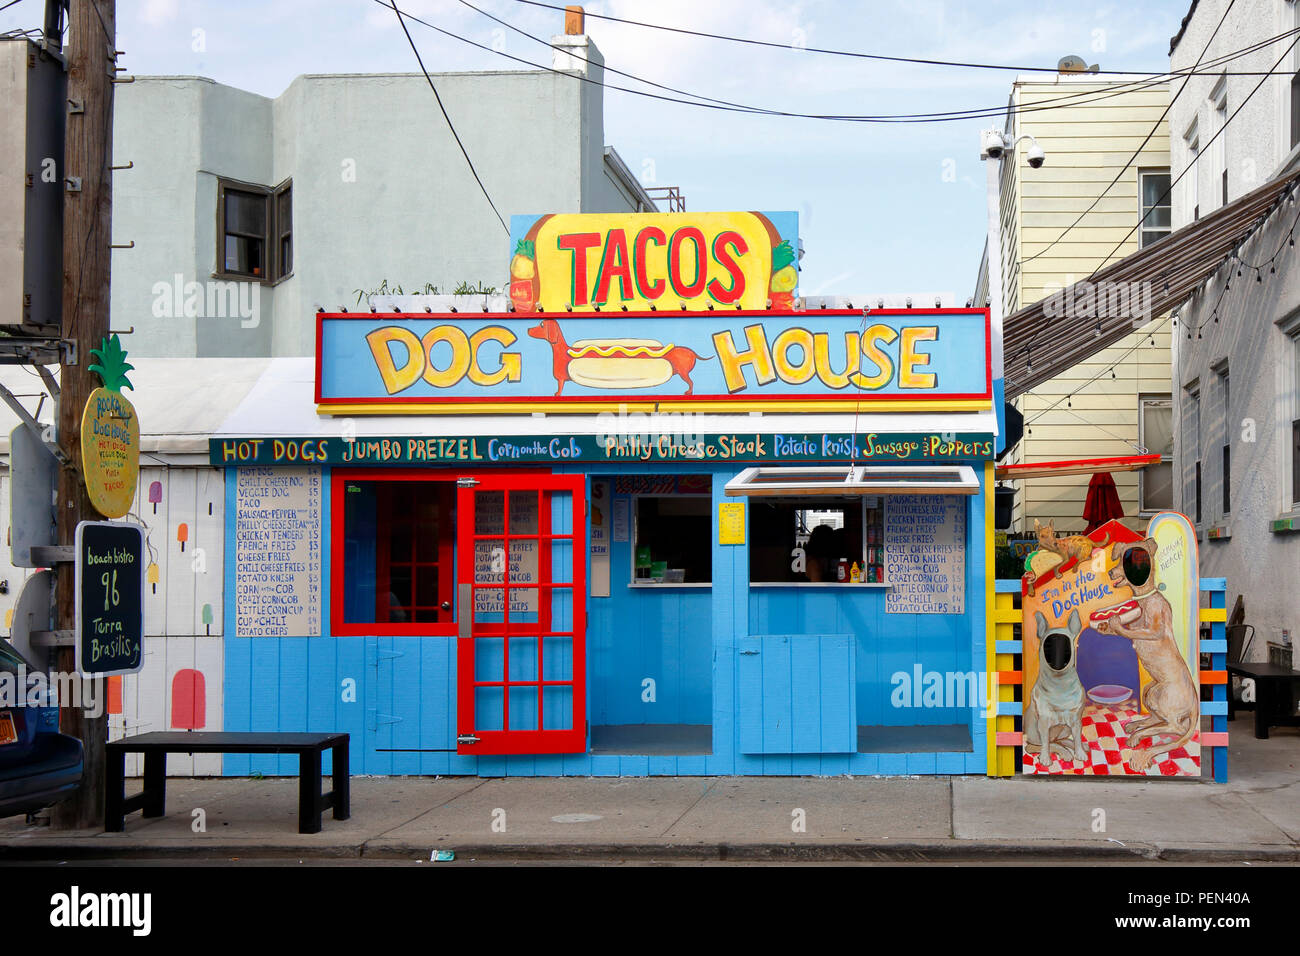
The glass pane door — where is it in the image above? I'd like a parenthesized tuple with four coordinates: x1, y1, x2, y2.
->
(456, 473, 585, 755)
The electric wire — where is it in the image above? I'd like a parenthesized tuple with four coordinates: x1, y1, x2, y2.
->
(460, 0, 1300, 124)
(1019, 0, 1238, 266)
(1014, 27, 1300, 371)
(509, 0, 1295, 77)
(385, 0, 508, 234)
(384, 1, 1300, 125)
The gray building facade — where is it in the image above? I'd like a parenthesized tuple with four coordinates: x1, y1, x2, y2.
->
(1169, 0, 1300, 657)
(110, 32, 654, 359)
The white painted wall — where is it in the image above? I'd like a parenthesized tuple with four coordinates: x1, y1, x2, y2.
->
(1170, 0, 1300, 658)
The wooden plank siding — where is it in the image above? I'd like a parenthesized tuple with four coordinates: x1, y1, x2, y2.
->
(1000, 79, 1173, 534)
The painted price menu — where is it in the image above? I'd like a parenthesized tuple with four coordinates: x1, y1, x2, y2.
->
(235, 466, 322, 636)
(885, 495, 965, 615)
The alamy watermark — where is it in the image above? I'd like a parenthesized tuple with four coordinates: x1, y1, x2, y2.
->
(1043, 279, 1153, 323)
(151, 274, 261, 328)
(0, 665, 105, 719)
(890, 665, 998, 719)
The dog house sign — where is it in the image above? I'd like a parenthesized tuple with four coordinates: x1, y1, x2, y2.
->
(1020, 513, 1201, 777)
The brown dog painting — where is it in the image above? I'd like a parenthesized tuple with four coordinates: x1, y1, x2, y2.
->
(527, 318, 712, 396)
(1090, 537, 1200, 771)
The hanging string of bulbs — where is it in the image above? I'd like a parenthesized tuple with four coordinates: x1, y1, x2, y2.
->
(1186, 180, 1300, 340)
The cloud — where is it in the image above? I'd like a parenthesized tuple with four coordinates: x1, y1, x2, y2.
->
(139, 0, 180, 26)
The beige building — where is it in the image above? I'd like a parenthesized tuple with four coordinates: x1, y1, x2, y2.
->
(976, 74, 1175, 535)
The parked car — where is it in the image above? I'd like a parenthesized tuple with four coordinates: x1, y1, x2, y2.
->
(0, 640, 83, 818)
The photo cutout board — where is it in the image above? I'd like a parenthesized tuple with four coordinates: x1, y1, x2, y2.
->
(1021, 513, 1200, 776)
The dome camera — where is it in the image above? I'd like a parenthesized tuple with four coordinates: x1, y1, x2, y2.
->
(1027, 144, 1046, 169)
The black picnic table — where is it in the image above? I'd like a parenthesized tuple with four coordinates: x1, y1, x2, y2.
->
(106, 732, 350, 834)
(1226, 662, 1300, 740)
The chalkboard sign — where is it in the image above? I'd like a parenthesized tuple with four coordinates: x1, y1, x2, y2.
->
(884, 495, 966, 615)
(75, 521, 145, 676)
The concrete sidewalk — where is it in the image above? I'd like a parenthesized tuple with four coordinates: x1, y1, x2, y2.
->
(1, 717, 1297, 863)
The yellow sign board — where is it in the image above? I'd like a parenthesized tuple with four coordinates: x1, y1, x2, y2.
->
(509, 211, 797, 313)
(80, 335, 140, 519)
(718, 502, 746, 545)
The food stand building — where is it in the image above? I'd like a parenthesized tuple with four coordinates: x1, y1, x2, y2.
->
(210, 210, 1010, 776)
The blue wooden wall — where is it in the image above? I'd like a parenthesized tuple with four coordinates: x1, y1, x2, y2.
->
(222, 461, 989, 776)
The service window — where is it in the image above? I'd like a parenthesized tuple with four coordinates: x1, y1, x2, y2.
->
(631, 493, 711, 585)
(336, 477, 457, 634)
(748, 498, 886, 584)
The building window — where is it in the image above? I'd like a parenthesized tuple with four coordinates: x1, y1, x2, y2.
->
(1139, 170, 1172, 248)
(217, 178, 292, 283)
(338, 479, 456, 632)
(1140, 395, 1174, 513)
(1292, 334, 1300, 508)
(1184, 123, 1200, 223)
(1292, 69, 1300, 151)
(632, 486, 711, 585)
(1217, 365, 1231, 515)
(1186, 388, 1202, 524)
(1212, 79, 1228, 207)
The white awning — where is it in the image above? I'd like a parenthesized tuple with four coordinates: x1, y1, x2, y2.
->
(725, 464, 981, 497)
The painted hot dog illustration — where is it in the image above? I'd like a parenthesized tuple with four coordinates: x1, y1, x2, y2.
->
(1090, 599, 1141, 626)
(528, 318, 713, 396)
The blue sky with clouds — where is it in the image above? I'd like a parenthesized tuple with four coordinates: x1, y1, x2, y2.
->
(3, 0, 1193, 298)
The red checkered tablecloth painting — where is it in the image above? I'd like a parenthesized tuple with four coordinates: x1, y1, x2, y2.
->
(1023, 701, 1200, 777)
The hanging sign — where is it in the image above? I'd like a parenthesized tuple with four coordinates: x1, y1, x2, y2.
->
(212, 432, 997, 466)
(507, 211, 799, 313)
(316, 308, 991, 414)
(74, 521, 145, 677)
(80, 335, 140, 518)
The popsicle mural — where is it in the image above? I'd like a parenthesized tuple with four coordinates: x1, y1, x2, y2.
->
(170, 668, 206, 730)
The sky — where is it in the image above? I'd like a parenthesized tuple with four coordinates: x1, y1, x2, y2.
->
(1, 0, 1193, 299)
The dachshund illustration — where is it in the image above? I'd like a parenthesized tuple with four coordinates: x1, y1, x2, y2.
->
(1091, 537, 1200, 772)
(527, 318, 712, 396)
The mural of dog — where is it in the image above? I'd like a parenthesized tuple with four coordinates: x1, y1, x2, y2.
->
(1092, 538, 1199, 772)
(527, 318, 712, 396)
(1025, 608, 1089, 767)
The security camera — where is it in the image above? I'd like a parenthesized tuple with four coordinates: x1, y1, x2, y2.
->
(1027, 144, 1046, 169)
(980, 129, 1006, 161)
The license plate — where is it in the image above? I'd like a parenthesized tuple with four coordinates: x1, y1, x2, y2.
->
(0, 712, 16, 746)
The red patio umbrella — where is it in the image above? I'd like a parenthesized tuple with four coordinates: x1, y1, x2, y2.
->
(1083, 471, 1124, 534)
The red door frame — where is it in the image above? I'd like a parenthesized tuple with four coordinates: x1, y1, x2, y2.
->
(330, 467, 550, 638)
(455, 472, 586, 755)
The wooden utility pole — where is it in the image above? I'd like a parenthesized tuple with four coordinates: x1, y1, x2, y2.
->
(51, 0, 115, 829)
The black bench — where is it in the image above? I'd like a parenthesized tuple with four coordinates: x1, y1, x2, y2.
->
(106, 732, 350, 834)
(1226, 662, 1300, 740)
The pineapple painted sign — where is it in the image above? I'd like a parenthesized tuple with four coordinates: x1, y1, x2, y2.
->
(507, 211, 798, 313)
(80, 335, 140, 519)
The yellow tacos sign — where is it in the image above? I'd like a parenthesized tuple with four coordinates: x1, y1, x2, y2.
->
(507, 211, 799, 313)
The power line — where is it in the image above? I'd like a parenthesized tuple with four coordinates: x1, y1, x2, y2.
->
(509, 0, 1300, 77)
(462, 0, 1298, 125)
(1015, 26, 1300, 369)
(0, 0, 29, 14)
(1084, 30, 1300, 283)
(391, 2, 1300, 126)
(386, 0, 508, 235)
(1019, 0, 1238, 266)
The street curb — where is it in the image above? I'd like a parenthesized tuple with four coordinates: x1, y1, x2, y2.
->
(1, 838, 1296, 863)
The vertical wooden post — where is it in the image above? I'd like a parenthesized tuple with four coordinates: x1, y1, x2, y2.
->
(51, 0, 115, 830)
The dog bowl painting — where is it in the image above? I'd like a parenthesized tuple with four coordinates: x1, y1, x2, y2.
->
(1087, 683, 1133, 705)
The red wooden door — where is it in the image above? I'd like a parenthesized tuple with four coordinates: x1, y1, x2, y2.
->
(456, 473, 586, 755)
